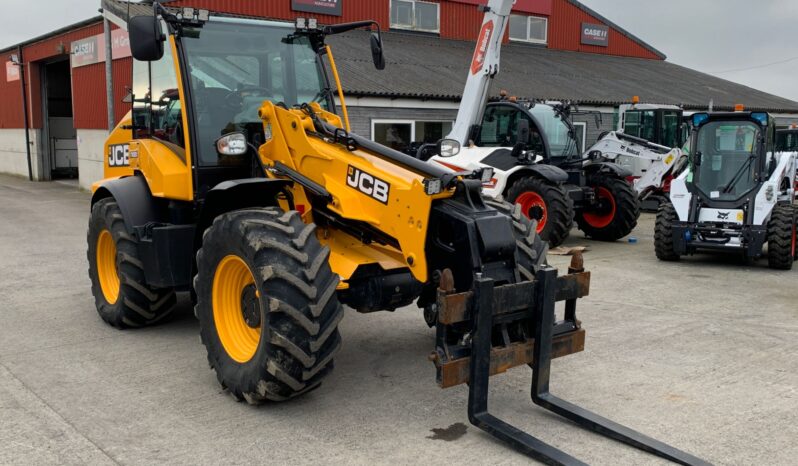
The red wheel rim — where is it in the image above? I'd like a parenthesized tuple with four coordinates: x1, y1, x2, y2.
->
(515, 191, 547, 233)
(583, 186, 617, 229)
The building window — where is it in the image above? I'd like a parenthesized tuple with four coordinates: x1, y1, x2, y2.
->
(390, 0, 440, 33)
(372, 119, 453, 152)
(509, 14, 548, 44)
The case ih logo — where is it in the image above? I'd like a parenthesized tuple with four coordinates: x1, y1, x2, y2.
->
(470, 20, 494, 75)
(581, 23, 609, 47)
(291, 0, 342, 16)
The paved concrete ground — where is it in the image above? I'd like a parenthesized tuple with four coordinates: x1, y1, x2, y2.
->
(0, 173, 795, 465)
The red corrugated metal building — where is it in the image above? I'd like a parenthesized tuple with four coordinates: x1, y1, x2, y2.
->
(0, 0, 693, 186)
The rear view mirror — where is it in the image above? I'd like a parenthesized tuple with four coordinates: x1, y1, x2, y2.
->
(370, 33, 385, 70)
(516, 119, 530, 145)
(438, 139, 460, 157)
(129, 15, 165, 62)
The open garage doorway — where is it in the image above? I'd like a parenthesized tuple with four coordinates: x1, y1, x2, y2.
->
(41, 59, 77, 180)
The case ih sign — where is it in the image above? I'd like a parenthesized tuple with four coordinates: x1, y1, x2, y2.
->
(291, 0, 343, 16)
(71, 29, 131, 68)
(581, 23, 609, 47)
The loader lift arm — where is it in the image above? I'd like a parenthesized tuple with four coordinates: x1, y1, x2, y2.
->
(447, 0, 514, 146)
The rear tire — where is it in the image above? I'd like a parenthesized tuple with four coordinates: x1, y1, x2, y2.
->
(576, 175, 640, 241)
(87, 198, 176, 329)
(767, 204, 796, 270)
(194, 208, 344, 403)
(654, 202, 680, 261)
(506, 176, 573, 248)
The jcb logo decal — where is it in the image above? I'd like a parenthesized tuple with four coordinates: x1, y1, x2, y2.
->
(346, 165, 390, 204)
(108, 144, 129, 167)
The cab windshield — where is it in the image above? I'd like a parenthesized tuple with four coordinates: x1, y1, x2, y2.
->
(693, 121, 761, 201)
(182, 18, 331, 166)
(528, 105, 579, 158)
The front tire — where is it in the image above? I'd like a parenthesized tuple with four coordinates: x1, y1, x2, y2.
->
(194, 208, 344, 403)
(654, 202, 680, 261)
(485, 199, 548, 279)
(576, 175, 640, 241)
(87, 198, 176, 329)
(767, 204, 796, 270)
(506, 176, 573, 248)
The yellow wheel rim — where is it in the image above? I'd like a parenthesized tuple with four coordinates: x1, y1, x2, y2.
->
(96, 229, 120, 305)
(212, 255, 261, 363)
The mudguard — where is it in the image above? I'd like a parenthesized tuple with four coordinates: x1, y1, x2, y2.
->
(91, 175, 160, 235)
(196, 178, 291, 240)
(583, 161, 633, 178)
(510, 163, 569, 184)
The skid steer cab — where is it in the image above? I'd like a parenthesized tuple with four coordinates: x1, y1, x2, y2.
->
(655, 111, 798, 269)
(85, 2, 707, 464)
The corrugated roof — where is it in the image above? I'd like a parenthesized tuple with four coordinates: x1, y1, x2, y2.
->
(102, 0, 155, 21)
(329, 30, 798, 113)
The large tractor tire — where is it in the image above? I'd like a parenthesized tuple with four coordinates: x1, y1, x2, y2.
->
(654, 202, 681, 261)
(485, 199, 548, 279)
(506, 176, 574, 248)
(194, 208, 344, 403)
(87, 198, 176, 329)
(767, 204, 796, 270)
(576, 175, 640, 241)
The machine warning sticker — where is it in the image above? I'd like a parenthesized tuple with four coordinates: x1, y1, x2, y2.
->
(346, 165, 390, 204)
(108, 144, 129, 167)
(664, 154, 674, 165)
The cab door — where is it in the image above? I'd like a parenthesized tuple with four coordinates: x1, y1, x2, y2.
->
(123, 35, 194, 201)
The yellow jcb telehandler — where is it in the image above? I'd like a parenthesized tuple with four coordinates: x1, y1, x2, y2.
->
(86, 3, 707, 464)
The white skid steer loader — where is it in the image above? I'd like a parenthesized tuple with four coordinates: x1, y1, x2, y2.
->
(655, 111, 797, 269)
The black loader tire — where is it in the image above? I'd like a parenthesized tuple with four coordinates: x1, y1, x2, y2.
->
(485, 199, 548, 280)
(194, 208, 344, 403)
(506, 176, 573, 248)
(576, 175, 640, 241)
(654, 202, 680, 261)
(767, 204, 796, 270)
(87, 198, 176, 329)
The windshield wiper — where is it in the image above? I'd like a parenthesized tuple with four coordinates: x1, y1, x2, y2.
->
(722, 154, 757, 194)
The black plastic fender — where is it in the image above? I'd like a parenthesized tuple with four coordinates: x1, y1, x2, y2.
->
(583, 161, 633, 179)
(502, 164, 570, 195)
(91, 175, 159, 235)
(196, 178, 291, 242)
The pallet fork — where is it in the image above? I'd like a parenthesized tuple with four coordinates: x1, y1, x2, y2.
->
(431, 254, 710, 465)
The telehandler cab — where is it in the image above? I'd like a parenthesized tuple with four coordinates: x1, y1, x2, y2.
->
(87, 2, 706, 464)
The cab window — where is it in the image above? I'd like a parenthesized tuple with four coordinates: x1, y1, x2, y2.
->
(624, 110, 656, 142)
(132, 38, 186, 150)
(476, 106, 542, 152)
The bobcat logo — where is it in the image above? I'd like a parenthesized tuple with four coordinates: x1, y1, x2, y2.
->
(717, 212, 730, 220)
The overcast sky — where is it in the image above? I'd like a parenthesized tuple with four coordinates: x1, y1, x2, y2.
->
(1, 0, 796, 102)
